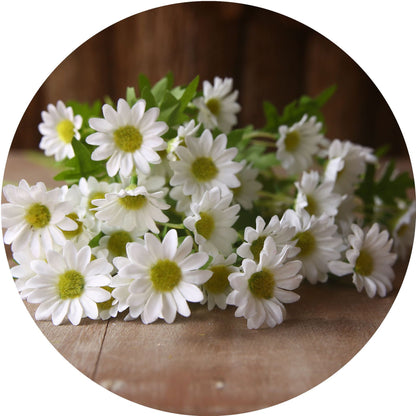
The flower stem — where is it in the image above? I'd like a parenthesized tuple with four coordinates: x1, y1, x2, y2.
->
(158, 222, 185, 230)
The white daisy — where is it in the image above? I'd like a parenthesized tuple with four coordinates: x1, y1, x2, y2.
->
(276, 114, 326, 176)
(169, 185, 193, 216)
(113, 230, 212, 324)
(38, 100, 82, 161)
(237, 215, 298, 263)
(282, 209, 343, 284)
(2, 180, 77, 257)
(96, 283, 119, 320)
(26, 241, 112, 325)
(183, 187, 240, 256)
(93, 184, 169, 234)
(232, 160, 262, 210)
(329, 223, 397, 298)
(295, 170, 344, 217)
(98, 226, 143, 263)
(201, 253, 238, 311)
(227, 237, 303, 329)
(10, 248, 44, 300)
(193, 77, 241, 133)
(324, 139, 377, 194)
(86, 98, 168, 177)
(393, 201, 416, 260)
(170, 129, 242, 200)
(167, 119, 201, 161)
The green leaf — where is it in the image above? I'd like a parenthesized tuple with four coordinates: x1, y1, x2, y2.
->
(179, 75, 199, 111)
(88, 232, 104, 248)
(138, 73, 151, 94)
(314, 84, 337, 107)
(151, 76, 170, 104)
(140, 86, 157, 109)
(126, 87, 138, 106)
(263, 101, 279, 133)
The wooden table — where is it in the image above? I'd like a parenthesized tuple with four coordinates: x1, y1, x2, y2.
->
(3, 151, 410, 415)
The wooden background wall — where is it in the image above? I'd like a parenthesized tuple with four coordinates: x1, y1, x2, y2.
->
(12, 2, 407, 156)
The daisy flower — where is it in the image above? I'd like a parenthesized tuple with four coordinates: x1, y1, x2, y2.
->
(170, 129, 242, 200)
(282, 209, 343, 284)
(329, 223, 397, 298)
(96, 280, 119, 320)
(201, 253, 239, 311)
(26, 241, 112, 325)
(10, 248, 44, 300)
(193, 77, 241, 133)
(232, 160, 262, 210)
(295, 170, 344, 217)
(324, 139, 377, 194)
(98, 226, 143, 262)
(183, 187, 240, 256)
(276, 114, 326, 176)
(113, 230, 212, 324)
(169, 185, 193, 216)
(392, 201, 416, 260)
(167, 119, 201, 161)
(93, 184, 169, 234)
(2, 180, 77, 257)
(86, 98, 168, 177)
(38, 100, 82, 161)
(237, 215, 298, 263)
(227, 237, 303, 329)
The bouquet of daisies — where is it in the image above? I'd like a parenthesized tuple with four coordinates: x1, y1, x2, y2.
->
(2, 74, 414, 329)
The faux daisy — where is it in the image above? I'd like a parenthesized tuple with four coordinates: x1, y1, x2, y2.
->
(276, 114, 326, 176)
(282, 209, 343, 284)
(170, 129, 242, 200)
(324, 139, 377, 194)
(295, 170, 344, 217)
(167, 120, 201, 161)
(114, 230, 212, 324)
(232, 160, 262, 210)
(10, 249, 43, 300)
(2, 180, 77, 257)
(26, 241, 112, 325)
(193, 77, 241, 133)
(201, 253, 239, 311)
(38, 100, 82, 161)
(86, 98, 168, 177)
(98, 226, 143, 262)
(93, 184, 169, 234)
(237, 215, 298, 263)
(183, 187, 240, 256)
(227, 237, 303, 329)
(392, 201, 416, 260)
(329, 223, 397, 298)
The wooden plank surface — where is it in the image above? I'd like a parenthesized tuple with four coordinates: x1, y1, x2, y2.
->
(3, 151, 410, 415)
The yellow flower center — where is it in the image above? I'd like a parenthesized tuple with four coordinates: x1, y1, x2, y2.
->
(58, 270, 85, 299)
(206, 98, 221, 116)
(113, 125, 143, 153)
(191, 157, 218, 182)
(355, 249, 374, 276)
(150, 259, 182, 292)
(88, 191, 105, 210)
(107, 231, 132, 257)
(204, 265, 231, 294)
(195, 212, 215, 239)
(56, 119, 75, 144)
(284, 130, 300, 152)
(305, 195, 318, 216)
(248, 269, 275, 299)
(25, 203, 51, 229)
(62, 212, 83, 239)
(250, 236, 267, 263)
(97, 286, 114, 311)
(295, 230, 316, 257)
(119, 194, 147, 210)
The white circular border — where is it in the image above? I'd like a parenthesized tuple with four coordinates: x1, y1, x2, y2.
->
(1, 1, 415, 415)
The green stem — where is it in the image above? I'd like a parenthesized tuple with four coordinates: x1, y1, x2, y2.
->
(158, 221, 185, 230)
(244, 131, 277, 141)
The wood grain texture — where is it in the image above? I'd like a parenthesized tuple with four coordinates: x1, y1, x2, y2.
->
(9, 2, 407, 156)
